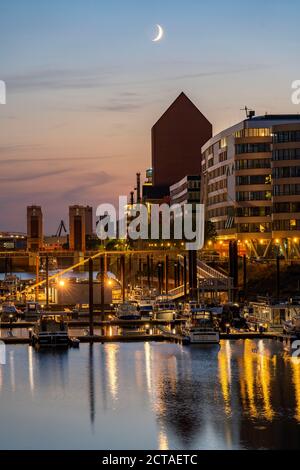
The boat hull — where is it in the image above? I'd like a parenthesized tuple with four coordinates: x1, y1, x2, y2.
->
(32, 333, 70, 347)
(155, 312, 176, 321)
(188, 330, 220, 344)
(117, 315, 141, 321)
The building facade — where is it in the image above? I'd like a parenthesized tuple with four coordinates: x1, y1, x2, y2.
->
(201, 115, 300, 258)
(170, 175, 201, 206)
(151, 92, 212, 190)
(27, 206, 43, 251)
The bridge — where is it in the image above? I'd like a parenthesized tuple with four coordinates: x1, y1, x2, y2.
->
(167, 257, 233, 299)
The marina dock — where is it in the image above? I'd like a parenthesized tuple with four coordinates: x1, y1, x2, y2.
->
(0, 330, 292, 345)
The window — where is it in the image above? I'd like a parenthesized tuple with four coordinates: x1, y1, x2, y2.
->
(273, 166, 300, 179)
(235, 128, 270, 138)
(273, 148, 300, 161)
(236, 143, 271, 154)
(274, 131, 300, 143)
(273, 220, 300, 231)
(237, 222, 271, 233)
(273, 184, 300, 196)
(236, 191, 272, 201)
(236, 159, 271, 170)
(219, 151, 227, 163)
(236, 207, 272, 217)
(236, 175, 271, 185)
(220, 138, 227, 149)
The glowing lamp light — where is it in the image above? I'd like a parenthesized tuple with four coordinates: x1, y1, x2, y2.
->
(107, 279, 113, 287)
(59, 280, 65, 287)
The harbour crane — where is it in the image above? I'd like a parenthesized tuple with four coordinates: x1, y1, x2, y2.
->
(55, 220, 67, 237)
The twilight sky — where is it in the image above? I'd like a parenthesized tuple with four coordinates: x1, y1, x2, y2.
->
(1, 0, 300, 234)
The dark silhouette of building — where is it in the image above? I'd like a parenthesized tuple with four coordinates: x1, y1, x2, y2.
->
(69, 205, 93, 251)
(27, 206, 43, 251)
(151, 92, 212, 189)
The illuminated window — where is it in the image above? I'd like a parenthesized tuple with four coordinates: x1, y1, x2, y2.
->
(220, 138, 227, 149)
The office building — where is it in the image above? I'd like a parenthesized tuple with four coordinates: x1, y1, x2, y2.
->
(143, 92, 212, 203)
(69, 205, 93, 251)
(201, 114, 300, 258)
(170, 175, 201, 206)
(27, 206, 43, 251)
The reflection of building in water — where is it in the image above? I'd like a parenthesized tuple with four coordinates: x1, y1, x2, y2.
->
(290, 357, 300, 422)
(239, 339, 277, 420)
(9, 351, 15, 393)
(239, 340, 300, 449)
(104, 344, 119, 402)
(149, 345, 227, 449)
(218, 341, 232, 416)
(28, 346, 35, 395)
(88, 344, 95, 428)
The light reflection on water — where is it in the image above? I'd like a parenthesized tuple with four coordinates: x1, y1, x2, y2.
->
(0, 340, 300, 449)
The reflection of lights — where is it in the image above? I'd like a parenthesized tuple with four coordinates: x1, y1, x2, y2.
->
(144, 342, 152, 395)
(28, 345, 35, 394)
(257, 340, 274, 421)
(290, 356, 300, 421)
(105, 344, 119, 401)
(218, 342, 231, 416)
(243, 340, 258, 418)
(9, 351, 16, 393)
(158, 429, 169, 450)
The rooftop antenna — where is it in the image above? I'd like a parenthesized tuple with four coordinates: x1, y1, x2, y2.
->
(241, 106, 255, 119)
(135, 173, 141, 204)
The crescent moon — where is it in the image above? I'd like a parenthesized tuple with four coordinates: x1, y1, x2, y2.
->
(152, 24, 164, 42)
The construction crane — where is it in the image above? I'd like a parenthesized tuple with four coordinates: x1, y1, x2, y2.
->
(55, 220, 67, 237)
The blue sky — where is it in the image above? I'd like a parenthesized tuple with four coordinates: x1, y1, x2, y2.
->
(1, 0, 300, 232)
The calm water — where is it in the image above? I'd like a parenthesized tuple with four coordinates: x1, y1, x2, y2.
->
(0, 340, 300, 450)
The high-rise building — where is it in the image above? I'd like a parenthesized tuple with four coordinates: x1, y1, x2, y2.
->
(69, 205, 93, 251)
(151, 92, 212, 189)
(201, 114, 300, 258)
(27, 206, 43, 251)
(170, 175, 201, 206)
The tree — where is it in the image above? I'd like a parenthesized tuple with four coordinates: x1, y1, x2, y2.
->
(205, 220, 217, 243)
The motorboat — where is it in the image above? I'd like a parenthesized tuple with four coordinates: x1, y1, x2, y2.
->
(154, 299, 177, 321)
(283, 315, 300, 336)
(183, 309, 220, 344)
(24, 301, 41, 320)
(139, 298, 154, 319)
(116, 301, 141, 320)
(0, 302, 21, 322)
(30, 314, 78, 347)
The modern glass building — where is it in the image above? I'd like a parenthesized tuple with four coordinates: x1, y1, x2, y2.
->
(201, 115, 300, 258)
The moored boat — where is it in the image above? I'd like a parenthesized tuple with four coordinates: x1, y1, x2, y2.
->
(30, 314, 75, 347)
(24, 301, 41, 320)
(0, 302, 21, 322)
(183, 309, 220, 344)
(154, 299, 177, 321)
(283, 315, 300, 336)
(116, 301, 141, 320)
